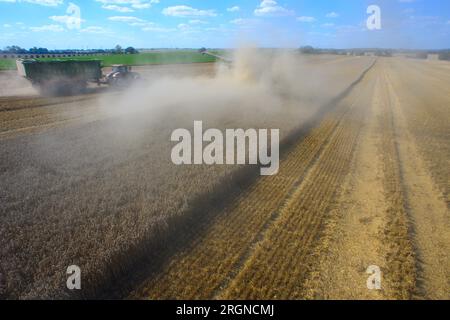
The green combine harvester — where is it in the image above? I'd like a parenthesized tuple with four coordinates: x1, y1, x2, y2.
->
(16, 59, 140, 96)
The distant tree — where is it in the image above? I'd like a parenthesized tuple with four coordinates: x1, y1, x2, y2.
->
(29, 47, 49, 54)
(114, 44, 123, 54)
(438, 51, 450, 61)
(374, 50, 393, 57)
(125, 46, 138, 54)
(299, 46, 316, 54)
(415, 52, 428, 59)
(5, 45, 27, 54)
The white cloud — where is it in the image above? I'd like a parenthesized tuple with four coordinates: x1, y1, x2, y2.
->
(297, 16, 316, 22)
(50, 15, 85, 24)
(189, 20, 208, 25)
(3, 24, 12, 28)
(254, 0, 294, 17)
(0, 0, 62, 6)
(176, 23, 202, 34)
(177, 23, 190, 31)
(30, 24, 64, 32)
(227, 6, 240, 12)
(95, 0, 159, 10)
(230, 18, 258, 27)
(230, 18, 245, 25)
(162, 5, 217, 17)
(406, 15, 441, 27)
(142, 25, 175, 32)
(335, 25, 359, 33)
(80, 26, 111, 34)
(108, 16, 145, 23)
(102, 5, 134, 12)
(326, 12, 339, 18)
(108, 15, 175, 32)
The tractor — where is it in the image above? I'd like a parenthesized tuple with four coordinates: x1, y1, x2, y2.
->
(104, 64, 141, 87)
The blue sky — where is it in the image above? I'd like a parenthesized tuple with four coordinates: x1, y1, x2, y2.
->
(0, 0, 449, 49)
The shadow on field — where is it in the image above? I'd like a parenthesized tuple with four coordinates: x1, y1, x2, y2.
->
(41, 85, 112, 97)
(0, 85, 123, 112)
(75, 60, 377, 300)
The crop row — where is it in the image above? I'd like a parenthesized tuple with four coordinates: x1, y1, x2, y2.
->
(220, 87, 366, 299)
(377, 66, 417, 299)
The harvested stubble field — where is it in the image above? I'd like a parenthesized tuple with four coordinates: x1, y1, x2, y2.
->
(0, 53, 448, 300)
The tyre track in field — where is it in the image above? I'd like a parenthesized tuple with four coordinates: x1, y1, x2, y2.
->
(219, 69, 374, 299)
(361, 65, 418, 299)
(401, 59, 450, 93)
(132, 106, 352, 300)
(0, 93, 103, 112)
(281, 59, 440, 300)
(130, 61, 377, 300)
(297, 62, 418, 300)
(299, 62, 417, 300)
(298, 73, 390, 300)
(386, 59, 450, 207)
(384, 63, 450, 299)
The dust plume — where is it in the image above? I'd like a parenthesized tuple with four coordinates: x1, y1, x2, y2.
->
(97, 46, 323, 137)
(0, 70, 37, 97)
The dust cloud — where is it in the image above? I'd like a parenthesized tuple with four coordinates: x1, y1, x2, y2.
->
(96, 46, 323, 137)
(0, 70, 37, 97)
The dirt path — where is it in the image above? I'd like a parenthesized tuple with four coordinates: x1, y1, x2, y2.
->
(301, 74, 390, 299)
(301, 61, 420, 300)
(292, 60, 449, 300)
(384, 63, 450, 299)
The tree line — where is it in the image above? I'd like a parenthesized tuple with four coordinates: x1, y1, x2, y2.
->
(299, 46, 450, 61)
(0, 45, 139, 55)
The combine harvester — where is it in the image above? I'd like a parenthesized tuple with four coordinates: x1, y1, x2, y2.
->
(199, 48, 232, 65)
(16, 59, 140, 96)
